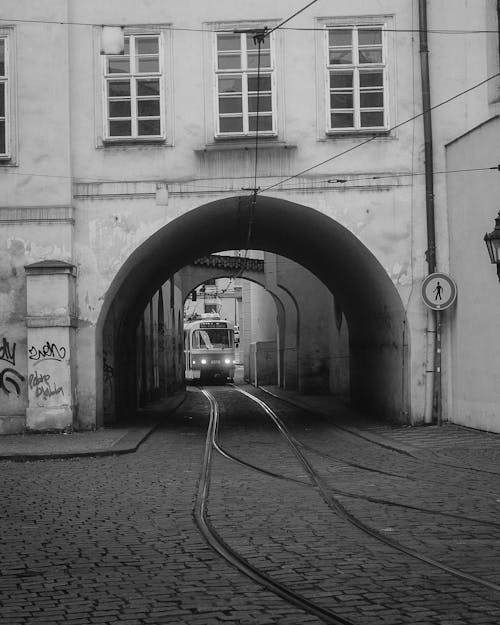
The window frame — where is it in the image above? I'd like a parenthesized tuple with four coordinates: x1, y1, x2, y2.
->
(213, 30, 278, 139)
(0, 27, 17, 163)
(99, 27, 172, 145)
(326, 23, 388, 134)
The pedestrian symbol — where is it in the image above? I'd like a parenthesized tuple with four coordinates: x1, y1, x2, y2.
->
(433, 281, 443, 301)
(421, 273, 457, 311)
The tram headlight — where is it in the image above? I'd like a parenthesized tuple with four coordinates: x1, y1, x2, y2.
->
(192, 360, 196, 365)
(232, 359, 237, 364)
(224, 358, 231, 364)
(201, 359, 207, 365)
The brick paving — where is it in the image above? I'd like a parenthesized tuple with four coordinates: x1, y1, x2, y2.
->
(1, 384, 499, 624)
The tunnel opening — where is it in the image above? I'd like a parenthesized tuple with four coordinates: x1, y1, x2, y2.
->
(97, 195, 409, 426)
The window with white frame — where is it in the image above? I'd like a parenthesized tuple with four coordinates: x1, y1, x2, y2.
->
(215, 32, 276, 137)
(103, 33, 164, 140)
(0, 36, 9, 157)
(327, 25, 387, 132)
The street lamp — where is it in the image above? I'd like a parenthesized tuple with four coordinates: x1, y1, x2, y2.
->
(484, 211, 500, 281)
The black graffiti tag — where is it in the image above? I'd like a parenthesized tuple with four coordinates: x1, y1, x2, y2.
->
(103, 358, 114, 385)
(28, 342, 67, 362)
(0, 337, 16, 366)
(0, 367, 25, 396)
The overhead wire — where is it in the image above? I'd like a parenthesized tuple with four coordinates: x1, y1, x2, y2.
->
(0, 16, 499, 35)
(258, 70, 500, 193)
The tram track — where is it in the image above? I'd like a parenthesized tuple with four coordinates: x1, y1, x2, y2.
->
(193, 387, 356, 625)
(259, 386, 500, 478)
(194, 383, 500, 616)
(258, 387, 500, 501)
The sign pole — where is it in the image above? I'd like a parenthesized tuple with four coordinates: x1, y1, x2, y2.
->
(421, 273, 457, 426)
(433, 310, 442, 426)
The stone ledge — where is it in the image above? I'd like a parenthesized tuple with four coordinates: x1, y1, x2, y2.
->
(25, 315, 78, 328)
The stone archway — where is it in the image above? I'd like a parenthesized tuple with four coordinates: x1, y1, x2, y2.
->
(95, 195, 409, 424)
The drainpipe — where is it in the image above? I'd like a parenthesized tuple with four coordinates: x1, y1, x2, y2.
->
(418, 0, 440, 424)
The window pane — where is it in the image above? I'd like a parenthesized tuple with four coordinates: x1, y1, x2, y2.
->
(217, 34, 241, 51)
(248, 94, 272, 112)
(0, 40, 4, 76)
(246, 34, 270, 50)
(331, 113, 353, 128)
(247, 52, 271, 68)
(109, 100, 131, 117)
(329, 29, 352, 47)
(360, 92, 384, 107)
(136, 37, 159, 55)
(360, 71, 383, 87)
(137, 57, 159, 73)
(108, 81, 131, 97)
(361, 111, 384, 127)
(219, 117, 243, 133)
(219, 76, 242, 93)
(0, 83, 4, 116)
(247, 74, 271, 92)
(329, 50, 352, 65)
(330, 71, 353, 88)
(330, 93, 353, 109)
(137, 79, 159, 96)
(359, 48, 382, 64)
(107, 57, 130, 74)
(0, 121, 5, 153)
(138, 119, 161, 135)
(218, 54, 241, 70)
(109, 120, 131, 136)
(359, 29, 382, 45)
(249, 115, 273, 131)
(137, 99, 160, 116)
(219, 96, 243, 114)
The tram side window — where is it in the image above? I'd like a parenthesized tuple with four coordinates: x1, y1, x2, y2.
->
(192, 329, 232, 349)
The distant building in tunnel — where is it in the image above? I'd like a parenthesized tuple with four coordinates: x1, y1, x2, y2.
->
(0, 0, 499, 434)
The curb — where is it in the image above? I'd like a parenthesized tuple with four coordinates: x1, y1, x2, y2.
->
(0, 392, 187, 462)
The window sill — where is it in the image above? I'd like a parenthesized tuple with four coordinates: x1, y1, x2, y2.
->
(101, 137, 168, 147)
(196, 140, 296, 153)
(322, 129, 392, 140)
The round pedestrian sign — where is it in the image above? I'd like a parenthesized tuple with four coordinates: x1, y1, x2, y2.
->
(421, 272, 457, 310)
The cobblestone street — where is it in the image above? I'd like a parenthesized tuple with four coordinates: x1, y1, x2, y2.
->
(1, 385, 500, 624)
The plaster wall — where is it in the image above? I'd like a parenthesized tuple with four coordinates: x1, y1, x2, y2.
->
(446, 116, 500, 432)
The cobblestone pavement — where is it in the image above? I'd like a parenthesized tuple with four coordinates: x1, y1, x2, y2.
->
(1, 384, 500, 624)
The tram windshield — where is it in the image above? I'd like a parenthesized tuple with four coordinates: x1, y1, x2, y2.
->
(192, 329, 233, 349)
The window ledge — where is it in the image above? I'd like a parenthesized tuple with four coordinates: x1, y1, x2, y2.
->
(196, 140, 296, 153)
(101, 138, 168, 147)
(318, 130, 395, 141)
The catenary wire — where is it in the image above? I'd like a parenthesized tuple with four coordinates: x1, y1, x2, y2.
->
(1, 165, 498, 189)
(0, 17, 499, 35)
(266, 0, 320, 35)
(259, 70, 500, 193)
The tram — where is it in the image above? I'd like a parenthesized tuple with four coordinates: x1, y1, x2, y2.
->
(184, 314, 236, 383)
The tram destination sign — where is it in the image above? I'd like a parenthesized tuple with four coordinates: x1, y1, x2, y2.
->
(200, 321, 227, 328)
(421, 272, 457, 311)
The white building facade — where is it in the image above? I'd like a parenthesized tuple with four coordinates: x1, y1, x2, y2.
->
(0, 0, 499, 433)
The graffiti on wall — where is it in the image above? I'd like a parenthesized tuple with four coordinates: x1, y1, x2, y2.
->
(0, 337, 24, 396)
(28, 371, 64, 400)
(28, 341, 67, 362)
(103, 357, 114, 385)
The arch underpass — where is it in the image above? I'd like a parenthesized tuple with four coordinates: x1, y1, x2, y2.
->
(97, 195, 409, 424)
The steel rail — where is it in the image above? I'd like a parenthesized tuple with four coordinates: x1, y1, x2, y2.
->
(259, 386, 500, 477)
(193, 387, 356, 625)
(234, 386, 500, 595)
